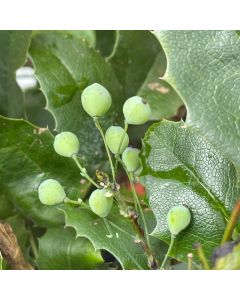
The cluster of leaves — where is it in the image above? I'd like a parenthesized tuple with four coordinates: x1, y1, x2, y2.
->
(0, 30, 240, 270)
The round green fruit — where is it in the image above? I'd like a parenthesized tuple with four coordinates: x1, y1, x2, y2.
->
(81, 83, 112, 117)
(122, 147, 141, 172)
(89, 189, 113, 218)
(38, 179, 66, 205)
(167, 205, 191, 235)
(123, 96, 151, 125)
(54, 132, 79, 157)
(105, 126, 129, 154)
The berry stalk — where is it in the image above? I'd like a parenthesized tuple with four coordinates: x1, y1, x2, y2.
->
(72, 154, 100, 188)
(114, 121, 128, 172)
(94, 118, 116, 184)
(119, 158, 157, 269)
(160, 234, 176, 270)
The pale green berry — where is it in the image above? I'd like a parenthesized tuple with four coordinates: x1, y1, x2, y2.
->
(123, 96, 151, 125)
(54, 132, 79, 157)
(105, 126, 129, 154)
(122, 147, 141, 172)
(38, 179, 66, 205)
(89, 189, 113, 218)
(167, 205, 191, 235)
(81, 83, 112, 117)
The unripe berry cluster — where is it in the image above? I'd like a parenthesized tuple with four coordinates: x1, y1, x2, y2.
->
(38, 83, 151, 218)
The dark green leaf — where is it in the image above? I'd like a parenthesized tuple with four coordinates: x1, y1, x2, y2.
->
(0, 116, 91, 227)
(96, 30, 116, 57)
(141, 120, 239, 262)
(37, 227, 104, 270)
(29, 32, 124, 166)
(0, 192, 15, 219)
(109, 30, 160, 98)
(138, 52, 183, 120)
(0, 30, 32, 117)
(33, 30, 96, 47)
(24, 88, 55, 130)
(6, 214, 29, 251)
(61, 205, 162, 270)
(109, 31, 182, 120)
(154, 30, 240, 175)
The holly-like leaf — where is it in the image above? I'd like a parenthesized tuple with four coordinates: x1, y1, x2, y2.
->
(0, 30, 32, 117)
(33, 30, 96, 48)
(29, 32, 124, 166)
(109, 30, 182, 120)
(95, 30, 116, 57)
(61, 205, 165, 270)
(141, 120, 239, 263)
(37, 227, 104, 270)
(109, 30, 160, 98)
(153, 30, 240, 175)
(0, 116, 91, 227)
(138, 52, 183, 120)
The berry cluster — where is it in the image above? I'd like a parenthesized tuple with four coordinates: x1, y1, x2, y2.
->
(37, 82, 191, 269)
(38, 83, 149, 217)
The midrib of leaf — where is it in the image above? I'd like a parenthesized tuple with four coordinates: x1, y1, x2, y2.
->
(107, 220, 135, 238)
(61, 208, 145, 270)
(145, 123, 232, 226)
(106, 30, 119, 61)
(30, 50, 80, 115)
(66, 242, 73, 269)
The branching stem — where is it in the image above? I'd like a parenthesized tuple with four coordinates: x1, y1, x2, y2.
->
(72, 154, 100, 188)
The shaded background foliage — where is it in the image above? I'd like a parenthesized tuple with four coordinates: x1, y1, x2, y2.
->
(0, 30, 239, 270)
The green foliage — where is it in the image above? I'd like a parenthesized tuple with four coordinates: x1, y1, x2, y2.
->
(138, 52, 183, 120)
(0, 30, 32, 117)
(0, 193, 15, 219)
(1, 30, 240, 270)
(0, 116, 90, 226)
(109, 31, 182, 120)
(153, 30, 240, 175)
(29, 31, 124, 166)
(37, 227, 104, 270)
(141, 120, 239, 262)
(62, 205, 151, 269)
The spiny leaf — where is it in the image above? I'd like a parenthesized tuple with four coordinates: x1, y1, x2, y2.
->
(154, 30, 240, 175)
(61, 205, 166, 270)
(29, 32, 124, 167)
(0, 116, 90, 227)
(141, 120, 239, 263)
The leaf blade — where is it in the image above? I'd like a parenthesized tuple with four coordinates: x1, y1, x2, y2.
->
(141, 120, 239, 262)
(154, 30, 240, 174)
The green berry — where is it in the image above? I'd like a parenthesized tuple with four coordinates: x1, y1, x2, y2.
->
(167, 205, 191, 235)
(81, 83, 112, 117)
(122, 147, 141, 172)
(89, 189, 113, 218)
(38, 179, 66, 205)
(123, 96, 151, 125)
(105, 126, 129, 154)
(54, 132, 79, 157)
